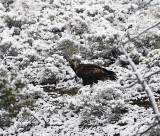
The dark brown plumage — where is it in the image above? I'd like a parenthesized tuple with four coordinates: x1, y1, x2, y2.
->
(69, 62, 117, 85)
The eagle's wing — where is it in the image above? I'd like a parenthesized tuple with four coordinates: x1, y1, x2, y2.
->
(76, 65, 106, 78)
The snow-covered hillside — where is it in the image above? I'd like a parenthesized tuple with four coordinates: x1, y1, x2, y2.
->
(0, 0, 160, 135)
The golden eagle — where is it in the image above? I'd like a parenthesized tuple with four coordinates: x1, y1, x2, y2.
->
(69, 62, 117, 85)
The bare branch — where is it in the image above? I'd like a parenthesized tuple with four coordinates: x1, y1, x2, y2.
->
(123, 21, 160, 45)
(120, 44, 160, 123)
(144, 70, 160, 79)
(119, 22, 160, 124)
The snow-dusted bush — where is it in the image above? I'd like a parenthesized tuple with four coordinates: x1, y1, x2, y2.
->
(55, 39, 78, 61)
(141, 49, 160, 68)
(23, 54, 77, 88)
(39, 69, 57, 85)
(1, 0, 14, 11)
(87, 9, 99, 17)
(68, 19, 88, 36)
(0, 41, 12, 59)
(0, 67, 33, 128)
(129, 35, 159, 55)
(65, 82, 127, 129)
(83, 34, 121, 62)
(4, 15, 23, 29)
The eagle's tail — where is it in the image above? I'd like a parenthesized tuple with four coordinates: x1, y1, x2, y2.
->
(102, 68, 117, 80)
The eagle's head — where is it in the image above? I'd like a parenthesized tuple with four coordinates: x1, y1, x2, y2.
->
(68, 62, 79, 71)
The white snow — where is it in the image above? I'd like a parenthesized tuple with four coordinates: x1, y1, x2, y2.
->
(0, 0, 160, 135)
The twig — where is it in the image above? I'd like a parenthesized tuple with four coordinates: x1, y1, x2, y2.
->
(144, 70, 160, 80)
(142, 63, 155, 78)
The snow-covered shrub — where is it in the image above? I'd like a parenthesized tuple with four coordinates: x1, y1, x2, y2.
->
(39, 68, 57, 85)
(0, 42, 12, 59)
(87, 9, 99, 17)
(66, 82, 127, 129)
(84, 34, 120, 62)
(7, 45, 20, 57)
(23, 63, 57, 86)
(1, 0, 14, 11)
(52, 25, 66, 34)
(56, 39, 78, 61)
(13, 27, 21, 35)
(0, 67, 33, 128)
(14, 108, 41, 133)
(152, 35, 160, 49)
(141, 49, 160, 68)
(154, 40, 160, 49)
(75, 7, 85, 14)
(23, 54, 77, 88)
(126, 34, 160, 57)
(3, 15, 24, 29)
(23, 39, 33, 46)
(83, 35, 108, 60)
(103, 5, 115, 13)
(68, 19, 88, 36)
